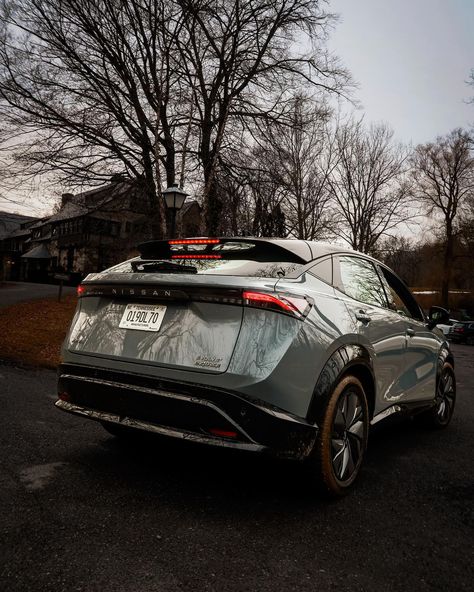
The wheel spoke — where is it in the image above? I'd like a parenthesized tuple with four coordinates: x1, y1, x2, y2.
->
(437, 399, 446, 419)
(332, 440, 346, 476)
(348, 407, 362, 431)
(443, 375, 453, 395)
(332, 438, 345, 457)
(339, 396, 347, 425)
(344, 441, 356, 477)
(347, 419, 364, 443)
(344, 392, 359, 428)
(339, 443, 350, 478)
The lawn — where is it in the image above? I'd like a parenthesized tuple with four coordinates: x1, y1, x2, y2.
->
(0, 295, 77, 368)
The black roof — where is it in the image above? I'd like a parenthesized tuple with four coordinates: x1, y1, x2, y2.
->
(0, 211, 38, 239)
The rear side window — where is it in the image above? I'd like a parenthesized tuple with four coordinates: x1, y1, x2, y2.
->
(338, 256, 388, 308)
(377, 266, 424, 321)
(308, 256, 332, 285)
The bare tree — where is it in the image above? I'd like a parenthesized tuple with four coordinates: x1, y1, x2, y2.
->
(243, 96, 336, 239)
(173, 0, 350, 234)
(0, 0, 350, 237)
(412, 128, 474, 305)
(0, 0, 193, 234)
(327, 119, 411, 254)
(372, 235, 420, 287)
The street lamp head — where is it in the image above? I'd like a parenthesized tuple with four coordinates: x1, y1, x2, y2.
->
(162, 183, 188, 211)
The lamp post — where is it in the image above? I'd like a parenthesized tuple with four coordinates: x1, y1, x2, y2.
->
(162, 183, 188, 239)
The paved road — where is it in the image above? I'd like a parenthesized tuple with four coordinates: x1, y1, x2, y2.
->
(0, 281, 75, 308)
(0, 346, 473, 592)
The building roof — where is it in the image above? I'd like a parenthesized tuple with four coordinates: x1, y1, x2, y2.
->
(47, 199, 89, 222)
(178, 200, 201, 217)
(39, 178, 143, 225)
(21, 244, 51, 259)
(0, 211, 38, 239)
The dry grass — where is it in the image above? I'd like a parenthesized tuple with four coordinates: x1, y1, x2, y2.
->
(0, 295, 78, 369)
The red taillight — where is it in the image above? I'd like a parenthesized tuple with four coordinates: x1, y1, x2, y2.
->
(77, 284, 85, 297)
(454, 327, 464, 333)
(169, 238, 220, 245)
(242, 291, 310, 318)
(209, 428, 238, 439)
(171, 254, 222, 259)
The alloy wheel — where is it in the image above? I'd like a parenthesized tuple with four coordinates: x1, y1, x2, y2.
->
(436, 369, 456, 424)
(331, 389, 366, 483)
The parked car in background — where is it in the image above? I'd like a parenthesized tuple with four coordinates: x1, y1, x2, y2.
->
(448, 321, 474, 344)
(437, 318, 459, 336)
(56, 238, 456, 497)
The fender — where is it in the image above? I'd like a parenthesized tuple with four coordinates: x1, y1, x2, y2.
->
(306, 344, 375, 425)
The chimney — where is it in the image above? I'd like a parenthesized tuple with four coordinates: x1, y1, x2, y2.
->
(61, 193, 74, 207)
(110, 173, 126, 183)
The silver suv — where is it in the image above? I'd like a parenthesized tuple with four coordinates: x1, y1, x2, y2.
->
(56, 238, 455, 496)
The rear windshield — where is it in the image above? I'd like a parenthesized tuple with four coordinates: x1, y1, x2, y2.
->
(105, 258, 303, 278)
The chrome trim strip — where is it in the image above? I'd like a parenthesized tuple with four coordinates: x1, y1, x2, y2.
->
(370, 405, 402, 425)
(55, 400, 265, 452)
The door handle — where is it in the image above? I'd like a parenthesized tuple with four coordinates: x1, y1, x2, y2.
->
(406, 328, 415, 337)
(356, 310, 372, 324)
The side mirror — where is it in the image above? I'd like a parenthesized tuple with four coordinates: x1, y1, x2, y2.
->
(427, 306, 450, 330)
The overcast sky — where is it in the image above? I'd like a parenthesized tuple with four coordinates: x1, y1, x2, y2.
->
(329, 0, 474, 144)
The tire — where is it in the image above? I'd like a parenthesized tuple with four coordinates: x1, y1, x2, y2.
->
(415, 362, 456, 429)
(307, 375, 369, 497)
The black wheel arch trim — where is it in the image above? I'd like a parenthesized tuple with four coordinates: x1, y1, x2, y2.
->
(438, 345, 454, 372)
(307, 344, 375, 425)
(437, 345, 455, 391)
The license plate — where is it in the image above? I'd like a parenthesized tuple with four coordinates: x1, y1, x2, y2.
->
(119, 303, 167, 332)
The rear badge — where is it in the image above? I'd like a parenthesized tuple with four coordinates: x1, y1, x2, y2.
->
(194, 356, 223, 370)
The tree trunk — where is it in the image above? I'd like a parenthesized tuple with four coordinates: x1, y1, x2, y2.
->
(441, 222, 454, 308)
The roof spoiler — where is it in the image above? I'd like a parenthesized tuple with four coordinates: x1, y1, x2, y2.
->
(137, 237, 307, 263)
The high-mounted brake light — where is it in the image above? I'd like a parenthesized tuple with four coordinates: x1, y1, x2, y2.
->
(242, 291, 310, 319)
(77, 284, 85, 297)
(171, 254, 222, 259)
(168, 238, 220, 245)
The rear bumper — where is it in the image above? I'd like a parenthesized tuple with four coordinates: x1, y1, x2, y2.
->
(56, 363, 317, 460)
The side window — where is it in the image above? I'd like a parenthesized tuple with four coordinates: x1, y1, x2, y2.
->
(378, 266, 424, 321)
(308, 256, 332, 285)
(338, 256, 388, 308)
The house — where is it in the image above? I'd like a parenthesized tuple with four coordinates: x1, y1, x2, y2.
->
(0, 212, 39, 281)
(0, 177, 202, 283)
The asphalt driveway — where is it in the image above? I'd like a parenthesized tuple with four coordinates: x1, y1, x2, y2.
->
(0, 345, 473, 592)
(0, 281, 75, 308)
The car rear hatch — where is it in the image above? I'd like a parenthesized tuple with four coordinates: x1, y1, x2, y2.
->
(67, 238, 311, 374)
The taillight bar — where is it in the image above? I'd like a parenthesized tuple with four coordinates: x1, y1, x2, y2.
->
(171, 254, 222, 259)
(169, 238, 220, 245)
(76, 283, 311, 319)
(243, 291, 311, 319)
